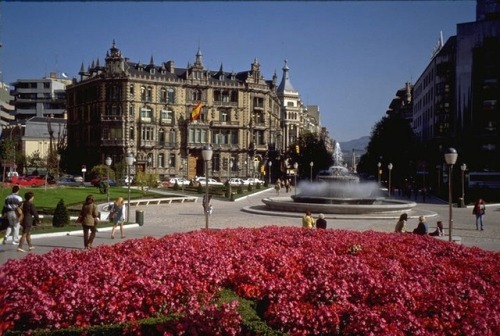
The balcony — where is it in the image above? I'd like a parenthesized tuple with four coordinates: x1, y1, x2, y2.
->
(102, 138, 127, 147)
(213, 100, 238, 107)
(139, 140, 155, 148)
(210, 120, 240, 128)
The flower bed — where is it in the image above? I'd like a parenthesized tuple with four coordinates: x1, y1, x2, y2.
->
(1, 227, 499, 335)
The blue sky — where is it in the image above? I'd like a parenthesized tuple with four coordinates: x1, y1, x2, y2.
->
(0, 1, 475, 142)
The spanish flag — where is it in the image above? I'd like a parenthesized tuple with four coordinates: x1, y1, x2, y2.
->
(191, 102, 202, 121)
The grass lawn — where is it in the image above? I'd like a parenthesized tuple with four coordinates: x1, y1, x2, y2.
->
(0, 185, 160, 214)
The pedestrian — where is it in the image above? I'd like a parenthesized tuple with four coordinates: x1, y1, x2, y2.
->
(2, 185, 23, 245)
(203, 194, 213, 215)
(302, 210, 315, 229)
(275, 178, 282, 195)
(316, 213, 327, 229)
(429, 221, 444, 236)
(78, 194, 99, 249)
(109, 196, 126, 239)
(472, 198, 486, 231)
(285, 179, 291, 193)
(394, 213, 409, 233)
(17, 192, 40, 253)
(413, 215, 429, 235)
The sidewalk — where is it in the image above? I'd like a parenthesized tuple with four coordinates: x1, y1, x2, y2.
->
(1, 188, 498, 265)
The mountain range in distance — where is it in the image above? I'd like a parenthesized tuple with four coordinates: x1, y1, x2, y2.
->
(338, 136, 369, 156)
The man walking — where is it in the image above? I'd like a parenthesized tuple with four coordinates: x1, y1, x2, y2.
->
(2, 185, 23, 245)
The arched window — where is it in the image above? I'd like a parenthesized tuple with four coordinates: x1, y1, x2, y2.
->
(158, 128, 165, 144)
(158, 153, 165, 168)
(140, 86, 146, 101)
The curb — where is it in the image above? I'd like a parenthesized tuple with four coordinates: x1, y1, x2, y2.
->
(30, 224, 140, 240)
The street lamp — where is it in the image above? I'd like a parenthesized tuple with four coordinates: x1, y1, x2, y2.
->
(388, 163, 393, 198)
(377, 162, 382, 185)
(268, 161, 272, 185)
(309, 161, 314, 182)
(202, 145, 213, 230)
(56, 154, 61, 179)
(147, 156, 152, 174)
(293, 162, 299, 195)
(228, 159, 233, 198)
(460, 163, 467, 208)
(444, 148, 458, 242)
(105, 156, 112, 203)
(125, 153, 134, 223)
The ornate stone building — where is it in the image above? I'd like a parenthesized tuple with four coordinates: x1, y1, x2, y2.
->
(66, 41, 285, 180)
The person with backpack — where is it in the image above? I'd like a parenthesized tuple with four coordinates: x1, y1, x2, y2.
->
(472, 198, 486, 231)
(2, 185, 23, 245)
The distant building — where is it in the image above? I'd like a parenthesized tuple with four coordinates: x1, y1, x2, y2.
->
(412, 0, 500, 173)
(386, 82, 413, 121)
(10, 72, 70, 120)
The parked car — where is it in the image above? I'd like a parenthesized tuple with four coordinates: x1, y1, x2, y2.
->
(169, 177, 190, 186)
(245, 177, 265, 185)
(11, 175, 46, 187)
(57, 177, 82, 187)
(195, 177, 224, 186)
(228, 178, 249, 186)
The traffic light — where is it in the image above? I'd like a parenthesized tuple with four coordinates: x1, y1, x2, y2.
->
(295, 145, 300, 154)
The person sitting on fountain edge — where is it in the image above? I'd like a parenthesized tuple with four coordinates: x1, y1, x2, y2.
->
(413, 216, 429, 235)
(302, 210, 315, 229)
(394, 213, 408, 233)
(316, 213, 327, 229)
(429, 221, 444, 236)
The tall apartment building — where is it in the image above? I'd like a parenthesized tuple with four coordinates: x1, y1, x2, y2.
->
(413, 0, 500, 173)
(66, 42, 289, 180)
(10, 73, 70, 120)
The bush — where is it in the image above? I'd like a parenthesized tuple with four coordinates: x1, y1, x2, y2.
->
(237, 185, 243, 194)
(247, 184, 253, 192)
(52, 199, 70, 228)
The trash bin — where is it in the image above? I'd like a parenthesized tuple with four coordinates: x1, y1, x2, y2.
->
(459, 197, 465, 208)
(136, 210, 144, 226)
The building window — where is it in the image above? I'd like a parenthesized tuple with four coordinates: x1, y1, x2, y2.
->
(167, 88, 175, 103)
(169, 129, 176, 144)
(158, 129, 165, 144)
(221, 110, 229, 122)
(158, 153, 165, 168)
(161, 109, 173, 123)
(189, 128, 208, 143)
(129, 84, 134, 95)
(141, 86, 146, 101)
(147, 87, 153, 102)
(141, 107, 152, 122)
(253, 97, 264, 108)
(169, 153, 175, 167)
(129, 127, 135, 140)
(141, 126, 154, 141)
(192, 89, 202, 102)
(160, 88, 167, 103)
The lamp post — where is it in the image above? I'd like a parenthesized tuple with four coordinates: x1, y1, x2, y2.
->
(147, 156, 152, 174)
(268, 161, 272, 185)
(125, 153, 134, 223)
(460, 163, 467, 208)
(444, 148, 458, 242)
(388, 163, 393, 198)
(228, 159, 233, 198)
(377, 162, 382, 185)
(202, 145, 213, 230)
(56, 154, 61, 179)
(105, 156, 112, 203)
(309, 161, 314, 182)
(293, 162, 298, 195)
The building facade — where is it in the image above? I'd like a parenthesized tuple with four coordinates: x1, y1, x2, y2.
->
(10, 73, 70, 120)
(412, 0, 500, 175)
(66, 42, 292, 180)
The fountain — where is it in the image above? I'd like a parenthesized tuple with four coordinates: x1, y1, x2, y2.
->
(260, 143, 417, 216)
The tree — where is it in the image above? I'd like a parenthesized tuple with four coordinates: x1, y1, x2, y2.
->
(357, 115, 417, 189)
(287, 132, 334, 180)
(52, 198, 70, 228)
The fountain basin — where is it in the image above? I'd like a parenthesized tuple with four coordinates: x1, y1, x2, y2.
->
(262, 197, 417, 215)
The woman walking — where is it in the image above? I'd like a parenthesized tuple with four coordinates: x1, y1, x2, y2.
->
(110, 197, 126, 239)
(79, 195, 99, 249)
(472, 198, 486, 231)
(17, 192, 39, 253)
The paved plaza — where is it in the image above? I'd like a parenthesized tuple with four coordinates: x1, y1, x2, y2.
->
(1, 187, 499, 265)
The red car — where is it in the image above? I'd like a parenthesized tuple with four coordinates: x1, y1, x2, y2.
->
(11, 176, 46, 187)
